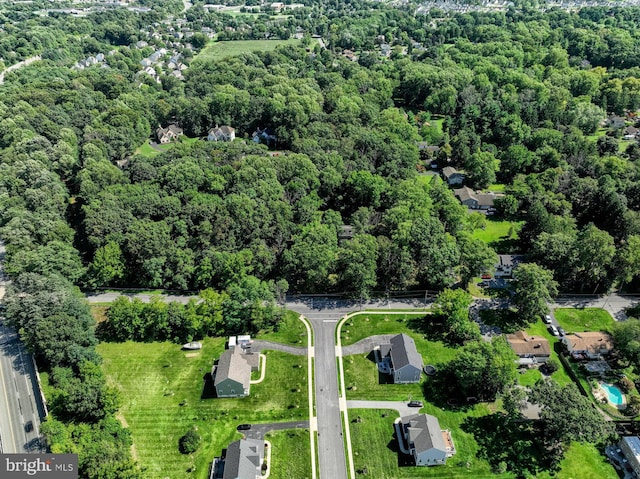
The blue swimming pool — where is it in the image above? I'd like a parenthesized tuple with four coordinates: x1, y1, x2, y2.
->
(600, 382, 625, 406)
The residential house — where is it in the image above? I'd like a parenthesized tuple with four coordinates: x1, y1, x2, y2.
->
(624, 126, 639, 140)
(620, 436, 640, 477)
(442, 167, 465, 185)
(156, 124, 183, 143)
(506, 331, 551, 365)
(220, 438, 264, 479)
(252, 128, 277, 146)
(494, 254, 526, 279)
(379, 334, 423, 384)
(208, 125, 236, 142)
(453, 186, 501, 210)
(399, 413, 455, 466)
(605, 115, 626, 129)
(562, 331, 614, 359)
(213, 347, 260, 398)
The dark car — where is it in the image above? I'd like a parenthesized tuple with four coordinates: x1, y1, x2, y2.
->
(408, 401, 423, 408)
(557, 327, 566, 336)
(236, 424, 251, 431)
(25, 421, 33, 433)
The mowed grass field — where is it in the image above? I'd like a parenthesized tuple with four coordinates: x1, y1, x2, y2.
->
(195, 39, 300, 61)
(554, 307, 615, 333)
(471, 218, 523, 245)
(265, 429, 312, 479)
(98, 339, 308, 479)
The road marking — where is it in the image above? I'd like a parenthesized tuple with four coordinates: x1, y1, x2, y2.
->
(322, 319, 339, 323)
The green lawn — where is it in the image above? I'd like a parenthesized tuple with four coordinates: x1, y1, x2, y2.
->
(554, 308, 615, 333)
(349, 408, 508, 479)
(258, 310, 308, 346)
(471, 218, 523, 248)
(134, 137, 200, 158)
(265, 429, 311, 479)
(98, 340, 308, 479)
(342, 314, 457, 401)
(537, 442, 617, 479)
(195, 39, 300, 62)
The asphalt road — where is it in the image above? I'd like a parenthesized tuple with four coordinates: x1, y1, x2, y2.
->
(0, 320, 45, 453)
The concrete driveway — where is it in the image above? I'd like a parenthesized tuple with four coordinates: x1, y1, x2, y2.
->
(346, 400, 422, 418)
(241, 420, 309, 440)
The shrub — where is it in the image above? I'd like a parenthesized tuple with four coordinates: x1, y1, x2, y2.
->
(179, 428, 201, 454)
(619, 377, 635, 393)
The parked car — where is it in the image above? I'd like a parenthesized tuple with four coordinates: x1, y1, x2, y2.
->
(543, 314, 552, 324)
(557, 327, 566, 336)
(236, 424, 251, 431)
(408, 400, 423, 408)
(548, 325, 560, 336)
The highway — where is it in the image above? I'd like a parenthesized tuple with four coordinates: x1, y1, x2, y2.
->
(0, 240, 46, 453)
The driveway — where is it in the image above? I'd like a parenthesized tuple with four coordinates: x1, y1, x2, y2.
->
(346, 400, 422, 418)
(341, 335, 395, 356)
(250, 340, 306, 356)
(241, 420, 309, 440)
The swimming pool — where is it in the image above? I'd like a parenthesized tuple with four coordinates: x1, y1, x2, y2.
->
(600, 382, 625, 406)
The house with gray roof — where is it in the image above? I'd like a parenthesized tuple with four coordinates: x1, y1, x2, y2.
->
(221, 438, 264, 479)
(379, 334, 423, 384)
(213, 348, 259, 398)
(453, 186, 502, 210)
(208, 125, 236, 142)
(399, 413, 455, 466)
(442, 166, 465, 185)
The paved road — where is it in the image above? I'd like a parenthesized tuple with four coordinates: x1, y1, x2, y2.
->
(241, 420, 309, 440)
(0, 321, 46, 453)
(86, 291, 197, 304)
(554, 293, 638, 321)
(0, 55, 41, 84)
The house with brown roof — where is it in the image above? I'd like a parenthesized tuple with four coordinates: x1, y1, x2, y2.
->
(213, 348, 260, 398)
(398, 413, 455, 466)
(208, 125, 236, 142)
(562, 331, 614, 359)
(157, 124, 183, 143)
(506, 331, 551, 365)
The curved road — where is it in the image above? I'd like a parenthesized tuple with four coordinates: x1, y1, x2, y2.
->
(0, 55, 41, 85)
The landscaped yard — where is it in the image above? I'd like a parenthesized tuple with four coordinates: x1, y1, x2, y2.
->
(195, 39, 300, 62)
(523, 321, 573, 386)
(349, 408, 508, 479)
(554, 308, 615, 333)
(97, 339, 308, 479)
(258, 310, 308, 346)
(341, 313, 457, 401)
(265, 429, 311, 479)
(471, 218, 523, 248)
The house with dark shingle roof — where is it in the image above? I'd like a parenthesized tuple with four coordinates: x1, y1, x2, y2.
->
(221, 438, 264, 479)
(442, 166, 465, 185)
(506, 331, 551, 365)
(453, 186, 502, 210)
(213, 348, 259, 398)
(379, 334, 423, 384)
(399, 413, 455, 466)
(562, 331, 614, 359)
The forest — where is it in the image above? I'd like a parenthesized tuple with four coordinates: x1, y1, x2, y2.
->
(2, 0, 640, 476)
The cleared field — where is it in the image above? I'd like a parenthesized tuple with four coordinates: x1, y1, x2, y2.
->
(265, 429, 311, 479)
(554, 308, 615, 333)
(98, 339, 308, 479)
(471, 218, 523, 246)
(195, 39, 300, 61)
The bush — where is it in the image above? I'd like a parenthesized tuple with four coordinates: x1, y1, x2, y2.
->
(619, 377, 635, 393)
(542, 358, 560, 374)
(179, 428, 201, 454)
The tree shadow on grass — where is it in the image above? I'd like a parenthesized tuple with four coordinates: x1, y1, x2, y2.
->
(421, 369, 475, 412)
(479, 308, 521, 333)
(461, 414, 560, 478)
(407, 315, 452, 345)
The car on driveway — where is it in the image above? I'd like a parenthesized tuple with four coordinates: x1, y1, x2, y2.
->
(408, 401, 423, 408)
(548, 325, 560, 336)
(557, 327, 566, 336)
(543, 314, 552, 324)
(236, 424, 251, 431)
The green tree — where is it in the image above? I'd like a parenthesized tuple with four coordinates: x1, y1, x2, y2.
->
(446, 337, 517, 401)
(529, 380, 615, 445)
(511, 263, 558, 327)
(458, 234, 498, 286)
(338, 234, 379, 300)
(432, 288, 480, 344)
(179, 428, 201, 454)
(612, 318, 640, 367)
(464, 150, 498, 189)
(88, 241, 125, 287)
